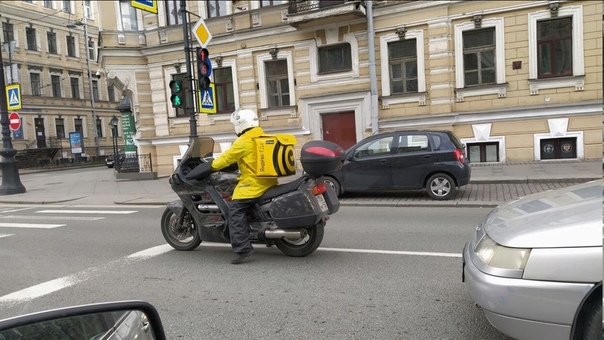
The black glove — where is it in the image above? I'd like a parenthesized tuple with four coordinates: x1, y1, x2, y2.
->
(185, 162, 214, 180)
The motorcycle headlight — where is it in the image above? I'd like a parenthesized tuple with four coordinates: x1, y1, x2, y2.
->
(475, 235, 531, 271)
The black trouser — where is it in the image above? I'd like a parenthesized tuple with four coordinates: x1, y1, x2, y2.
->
(228, 198, 257, 254)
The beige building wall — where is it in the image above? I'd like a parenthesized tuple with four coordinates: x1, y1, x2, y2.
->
(94, 0, 601, 177)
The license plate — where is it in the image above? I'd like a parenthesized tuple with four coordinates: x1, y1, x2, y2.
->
(316, 194, 329, 212)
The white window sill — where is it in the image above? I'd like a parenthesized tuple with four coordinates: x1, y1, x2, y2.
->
(381, 93, 427, 108)
(528, 75, 585, 95)
(258, 106, 297, 120)
(456, 84, 507, 102)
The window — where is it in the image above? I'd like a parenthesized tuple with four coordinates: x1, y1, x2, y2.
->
(207, 0, 227, 18)
(56, 118, 65, 139)
(165, 0, 183, 26)
(214, 67, 235, 113)
(43, 0, 53, 9)
(388, 39, 418, 94)
(47, 31, 57, 54)
(96, 118, 103, 138)
(108, 85, 116, 102)
(74, 118, 83, 134)
(63, 0, 72, 13)
(119, 0, 138, 31)
(26, 27, 37, 51)
(318, 44, 352, 74)
(84, 0, 93, 19)
(51, 75, 62, 98)
(260, 0, 287, 6)
(70, 77, 80, 99)
(540, 138, 576, 159)
(395, 134, 429, 154)
(265, 60, 289, 108)
(2, 22, 14, 42)
(88, 39, 95, 60)
(92, 80, 99, 101)
(66, 35, 76, 57)
(537, 17, 572, 78)
(467, 142, 499, 163)
(30, 73, 41, 96)
(462, 28, 496, 86)
(353, 136, 393, 159)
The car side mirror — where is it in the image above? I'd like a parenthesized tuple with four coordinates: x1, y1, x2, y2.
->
(0, 301, 166, 340)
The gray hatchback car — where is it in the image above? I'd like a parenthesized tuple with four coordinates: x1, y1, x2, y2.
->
(462, 180, 602, 340)
(324, 130, 471, 200)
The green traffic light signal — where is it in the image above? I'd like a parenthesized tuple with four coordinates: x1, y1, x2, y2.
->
(169, 79, 185, 108)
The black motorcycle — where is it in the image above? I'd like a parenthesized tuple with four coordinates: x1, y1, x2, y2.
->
(161, 136, 344, 257)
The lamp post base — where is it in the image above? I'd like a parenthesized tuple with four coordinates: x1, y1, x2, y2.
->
(0, 159, 25, 195)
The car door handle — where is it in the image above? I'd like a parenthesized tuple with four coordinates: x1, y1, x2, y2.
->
(379, 159, 388, 163)
(423, 155, 431, 159)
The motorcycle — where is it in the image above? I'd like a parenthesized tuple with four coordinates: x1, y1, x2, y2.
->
(161, 136, 344, 257)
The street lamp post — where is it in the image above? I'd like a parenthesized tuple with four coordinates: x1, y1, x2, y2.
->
(0, 42, 25, 194)
(109, 115, 118, 169)
(67, 12, 99, 158)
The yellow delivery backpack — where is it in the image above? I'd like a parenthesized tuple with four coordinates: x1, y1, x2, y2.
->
(255, 134, 297, 177)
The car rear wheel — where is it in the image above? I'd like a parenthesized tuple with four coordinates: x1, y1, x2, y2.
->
(323, 176, 341, 197)
(426, 173, 456, 200)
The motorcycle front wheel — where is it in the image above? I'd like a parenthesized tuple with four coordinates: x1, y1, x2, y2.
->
(161, 208, 202, 251)
(274, 222, 324, 257)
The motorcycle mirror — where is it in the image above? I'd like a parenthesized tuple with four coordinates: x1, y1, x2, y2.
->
(0, 301, 166, 340)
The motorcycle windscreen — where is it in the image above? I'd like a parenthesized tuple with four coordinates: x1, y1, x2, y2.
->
(179, 137, 215, 167)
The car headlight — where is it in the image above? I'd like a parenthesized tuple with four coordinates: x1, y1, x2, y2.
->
(475, 234, 531, 271)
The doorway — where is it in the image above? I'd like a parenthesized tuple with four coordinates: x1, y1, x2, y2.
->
(322, 111, 356, 149)
(35, 117, 47, 148)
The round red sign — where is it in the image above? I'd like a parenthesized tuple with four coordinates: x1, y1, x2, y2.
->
(9, 112, 21, 131)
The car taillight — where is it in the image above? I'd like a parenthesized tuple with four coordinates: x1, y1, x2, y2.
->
(454, 149, 465, 163)
(310, 182, 327, 195)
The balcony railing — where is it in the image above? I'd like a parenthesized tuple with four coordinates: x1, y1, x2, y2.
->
(288, 0, 361, 14)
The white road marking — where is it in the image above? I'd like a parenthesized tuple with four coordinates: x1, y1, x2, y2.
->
(0, 233, 13, 238)
(70, 205, 164, 209)
(0, 223, 65, 229)
(36, 210, 137, 214)
(0, 207, 33, 213)
(0, 215, 104, 221)
(0, 243, 460, 306)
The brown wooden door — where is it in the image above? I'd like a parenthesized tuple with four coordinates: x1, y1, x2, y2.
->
(322, 111, 356, 149)
(35, 118, 47, 148)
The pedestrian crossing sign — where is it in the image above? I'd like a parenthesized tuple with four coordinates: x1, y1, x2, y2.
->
(199, 83, 217, 114)
(6, 84, 21, 111)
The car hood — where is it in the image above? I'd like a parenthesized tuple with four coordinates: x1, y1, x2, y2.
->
(482, 180, 602, 248)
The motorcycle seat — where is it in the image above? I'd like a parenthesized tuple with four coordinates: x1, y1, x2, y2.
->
(258, 176, 306, 202)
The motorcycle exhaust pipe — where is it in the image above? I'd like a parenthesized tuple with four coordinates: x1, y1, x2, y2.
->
(261, 229, 308, 240)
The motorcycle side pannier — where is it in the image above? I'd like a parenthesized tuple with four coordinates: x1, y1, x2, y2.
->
(269, 191, 322, 229)
(300, 141, 345, 176)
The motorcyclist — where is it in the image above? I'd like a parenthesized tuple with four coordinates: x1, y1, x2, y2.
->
(210, 109, 277, 264)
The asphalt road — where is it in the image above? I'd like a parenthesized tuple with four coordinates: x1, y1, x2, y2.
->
(0, 204, 511, 339)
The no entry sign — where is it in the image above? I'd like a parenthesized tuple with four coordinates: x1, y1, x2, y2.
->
(9, 112, 21, 131)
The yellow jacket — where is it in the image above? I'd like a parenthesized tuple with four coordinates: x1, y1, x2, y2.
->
(211, 127, 277, 199)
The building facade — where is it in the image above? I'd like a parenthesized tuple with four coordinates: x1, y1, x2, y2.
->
(0, 0, 123, 162)
(7, 1, 604, 176)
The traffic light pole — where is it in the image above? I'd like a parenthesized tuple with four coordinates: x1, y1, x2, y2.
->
(180, 0, 197, 140)
(0, 43, 25, 194)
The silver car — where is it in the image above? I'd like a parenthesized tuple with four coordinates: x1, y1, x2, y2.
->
(462, 180, 602, 340)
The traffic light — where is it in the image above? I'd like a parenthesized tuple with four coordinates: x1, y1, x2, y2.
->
(197, 47, 212, 91)
(169, 79, 185, 108)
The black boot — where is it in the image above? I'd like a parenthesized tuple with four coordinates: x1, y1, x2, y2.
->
(231, 249, 255, 264)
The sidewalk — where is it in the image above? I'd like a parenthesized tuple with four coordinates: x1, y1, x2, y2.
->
(0, 160, 599, 207)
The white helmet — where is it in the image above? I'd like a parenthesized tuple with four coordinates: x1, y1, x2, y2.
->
(230, 109, 259, 135)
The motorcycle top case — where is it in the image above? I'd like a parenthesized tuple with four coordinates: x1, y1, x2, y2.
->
(255, 134, 297, 178)
(269, 190, 323, 229)
(300, 140, 345, 176)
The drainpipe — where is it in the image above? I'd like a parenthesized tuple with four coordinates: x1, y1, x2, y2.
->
(367, 0, 379, 135)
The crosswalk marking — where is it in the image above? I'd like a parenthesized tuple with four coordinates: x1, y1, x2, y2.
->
(0, 223, 65, 229)
(36, 210, 137, 214)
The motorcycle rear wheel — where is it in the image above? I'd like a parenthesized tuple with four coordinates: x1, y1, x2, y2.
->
(161, 208, 202, 251)
(274, 222, 324, 257)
